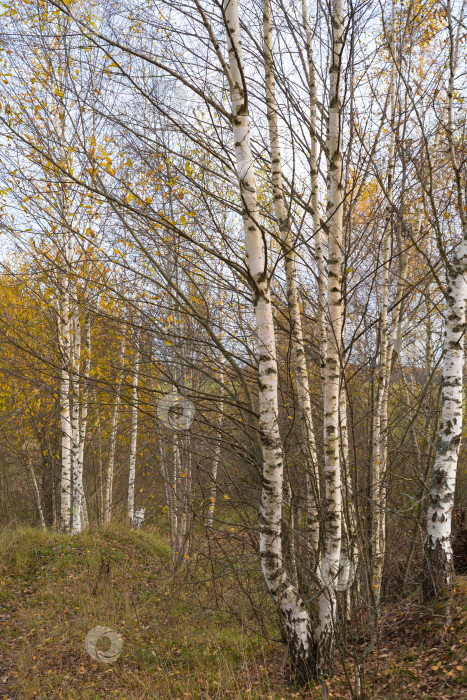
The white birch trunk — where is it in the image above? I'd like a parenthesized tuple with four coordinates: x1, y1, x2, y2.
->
(93, 386, 105, 524)
(370, 9, 396, 599)
(301, 0, 327, 384)
(340, 384, 357, 620)
(104, 334, 126, 524)
(207, 367, 224, 528)
(81, 493, 89, 529)
(180, 435, 192, 560)
(54, 16, 73, 535)
(423, 0, 467, 599)
(75, 309, 91, 532)
(80, 315, 91, 529)
(263, 0, 320, 558)
(52, 478, 57, 530)
(159, 437, 176, 555)
(71, 306, 82, 535)
(127, 337, 140, 526)
(423, 249, 467, 598)
(317, 0, 345, 675)
(224, 0, 316, 679)
(58, 286, 72, 532)
(285, 479, 299, 588)
(172, 433, 181, 566)
(27, 452, 46, 530)
(92, 387, 104, 524)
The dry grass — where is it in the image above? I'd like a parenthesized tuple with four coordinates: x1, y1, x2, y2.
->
(0, 526, 466, 699)
(0, 526, 318, 699)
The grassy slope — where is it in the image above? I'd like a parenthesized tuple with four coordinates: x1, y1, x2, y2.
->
(0, 526, 289, 700)
(0, 527, 466, 699)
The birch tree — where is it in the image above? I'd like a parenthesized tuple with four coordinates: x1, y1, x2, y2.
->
(206, 366, 224, 528)
(262, 0, 320, 559)
(317, 0, 345, 674)
(127, 332, 140, 526)
(104, 334, 126, 524)
(223, 0, 317, 679)
(72, 306, 91, 533)
(301, 0, 327, 383)
(370, 0, 397, 603)
(422, 0, 467, 601)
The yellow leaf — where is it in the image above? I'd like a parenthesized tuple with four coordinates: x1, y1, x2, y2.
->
(224, 494, 230, 500)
